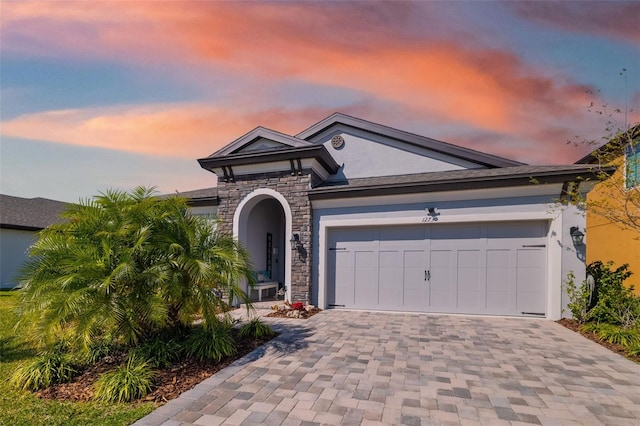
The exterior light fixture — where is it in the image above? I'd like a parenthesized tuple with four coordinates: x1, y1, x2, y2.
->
(427, 207, 438, 215)
(569, 226, 585, 247)
(290, 233, 301, 250)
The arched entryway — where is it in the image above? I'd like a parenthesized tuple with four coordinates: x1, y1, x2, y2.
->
(233, 189, 292, 302)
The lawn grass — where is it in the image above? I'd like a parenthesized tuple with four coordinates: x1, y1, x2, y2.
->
(0, 291, 155, 426)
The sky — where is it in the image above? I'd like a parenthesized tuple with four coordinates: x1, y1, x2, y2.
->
(1, 1, 639, 203)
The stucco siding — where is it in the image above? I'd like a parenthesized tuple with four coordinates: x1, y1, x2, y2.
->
(189, 205, 218, 220)
(0, 228, 37, 288)
(560, 205, 589, 309)
(585, 177, 640, 294)
(315, 125, 485, 181)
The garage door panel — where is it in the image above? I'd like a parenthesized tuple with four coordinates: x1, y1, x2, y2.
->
(328, 221, 547, 316)
(334, 251, 354, 305)
(431, 223, 482, 240)
(379, 225, 426, 243)
(334, 228, 377, 244)
(516, 248, 546, 268)
(379, 250, 403, 308)
(403, 249, 427, 310)
(457, 250, 483, 311)
(486, 221, 546, 239)
(354, 251, 378, 306)
(486, 249, 513, 312)
(516, 249, 546, 314)
(429, 250, 456, 311)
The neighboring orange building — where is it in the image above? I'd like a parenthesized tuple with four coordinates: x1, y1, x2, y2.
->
(577, 125, 640, 294)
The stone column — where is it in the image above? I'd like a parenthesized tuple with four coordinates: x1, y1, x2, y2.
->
(215, 170, 314, 303)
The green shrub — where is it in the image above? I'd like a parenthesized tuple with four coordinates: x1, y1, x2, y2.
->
(595, 324, 640, 348)
(587, 262, 640, 328)
(10, 351, 77, 391)
(564, 271, 591, 323)
(185, 323, 237, 361)
(626, 343, 640, 356)
(239, 318, 276, 339)
(131, 338, 183, 368)
(93, 355, 155, 403)
(82, 338, 116, 364)
(580, 322, 604, 334)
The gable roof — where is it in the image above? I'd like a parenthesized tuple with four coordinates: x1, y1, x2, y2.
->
(296, 113, 525, 168)
(0, 194, 68, 231)
(309, 164, 610, 200)
(198, 144, 340, 176)
(207, 126, 313, 158)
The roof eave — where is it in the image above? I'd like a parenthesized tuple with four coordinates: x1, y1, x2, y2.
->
(186, 197, 220, 207)
(198, 145, 340, 175)
(308, 168, 609, 201)
(0, 223, 44, 231)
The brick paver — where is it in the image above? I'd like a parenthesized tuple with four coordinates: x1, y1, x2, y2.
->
(134, 311, 640, 425)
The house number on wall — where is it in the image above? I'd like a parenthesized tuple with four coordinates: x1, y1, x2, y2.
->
(421, 216, 438, 223)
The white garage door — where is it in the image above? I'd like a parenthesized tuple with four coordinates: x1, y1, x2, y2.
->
(327, 221, 548, 317)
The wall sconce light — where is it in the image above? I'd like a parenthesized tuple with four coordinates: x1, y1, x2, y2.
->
(427, 207, 438, 215)
(290, 233, 301, 250)
(569, 226, 585, 247)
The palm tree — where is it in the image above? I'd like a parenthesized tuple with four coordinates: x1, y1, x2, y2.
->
(16, 187, 254, 351)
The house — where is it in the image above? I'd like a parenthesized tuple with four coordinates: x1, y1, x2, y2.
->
(0, 194, 68, 288)
(173, 187, 219, 220)
(192, 113, 604, 319)
(576, 124, 640, 294)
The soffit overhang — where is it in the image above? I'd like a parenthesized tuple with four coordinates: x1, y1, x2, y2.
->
(308, 165, 614, 200)
(198, 145, 340, 178)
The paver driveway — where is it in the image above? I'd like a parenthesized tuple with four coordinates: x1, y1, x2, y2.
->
(135, 311, 640, 425)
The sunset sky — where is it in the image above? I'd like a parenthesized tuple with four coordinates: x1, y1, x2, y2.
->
(1, 1, 639, 202)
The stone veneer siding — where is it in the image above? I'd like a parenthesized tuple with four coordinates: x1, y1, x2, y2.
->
(216, 169, 322, 303)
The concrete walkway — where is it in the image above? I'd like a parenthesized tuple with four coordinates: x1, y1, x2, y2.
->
(135, 311, 640, 425)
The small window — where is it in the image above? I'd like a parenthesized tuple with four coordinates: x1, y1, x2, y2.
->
(626, 143, 640, 189)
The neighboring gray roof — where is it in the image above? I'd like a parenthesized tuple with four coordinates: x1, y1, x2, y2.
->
(0, 194, 68, 231)
(174, 187, 218, 199)
(179, 188, 219, 207)
(164, 187, 219, 207)
(309, 164, 609, 200)
(296, 113, 525, 168)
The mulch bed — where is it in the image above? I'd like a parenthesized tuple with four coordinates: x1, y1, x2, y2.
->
(34, 306, 322, 404)
(265, 307, 322, 319)
(556, 318, 640, 364)
(36, 335, 274, 403)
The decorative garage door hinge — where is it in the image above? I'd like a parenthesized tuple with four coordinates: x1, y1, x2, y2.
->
(521, 244, 546, 247)
(329, 247, 346, 251)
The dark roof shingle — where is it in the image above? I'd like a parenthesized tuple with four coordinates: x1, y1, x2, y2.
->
(0, 195, 68, 230)
(173, 187, 218, 200)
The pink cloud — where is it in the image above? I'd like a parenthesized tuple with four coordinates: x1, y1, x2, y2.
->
(0, 104, 337, 158)
(1, 1, 625, 165)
